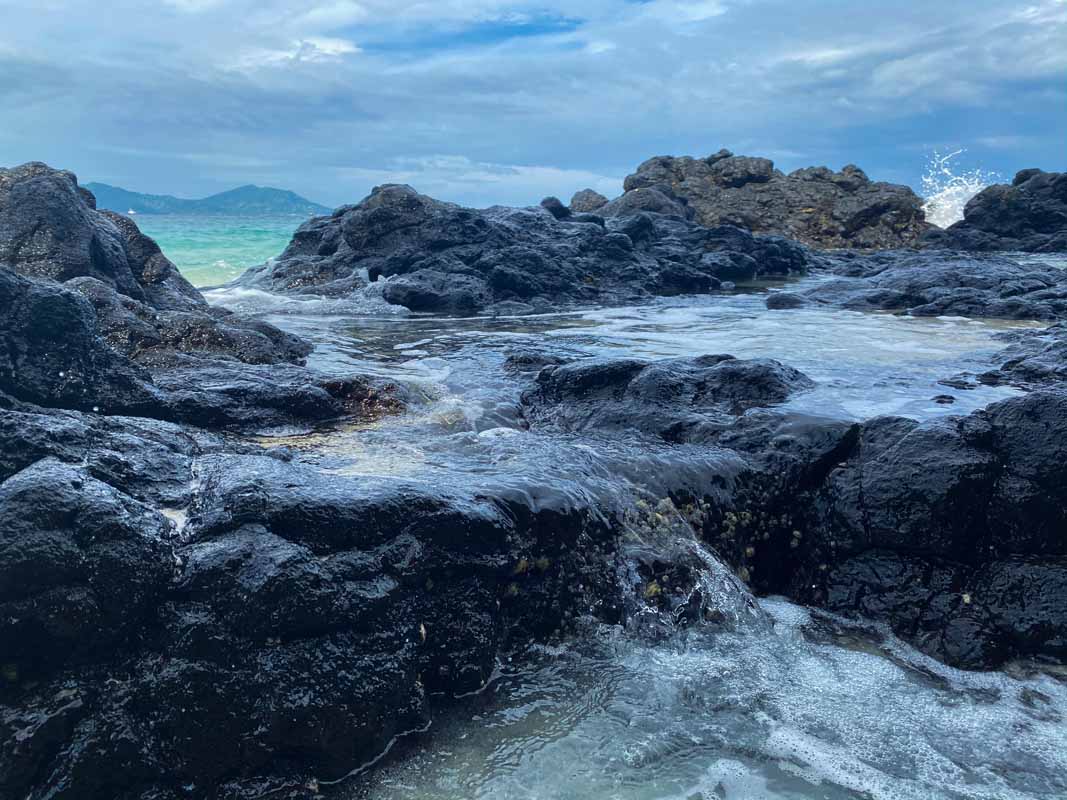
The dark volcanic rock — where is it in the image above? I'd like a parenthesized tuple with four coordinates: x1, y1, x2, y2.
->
(980, 323, 1067, 388)
(0, 458, 174, 678)
(922, 169, 1067, 252)
(725, 389, 1067, 669)
(521, 355, 815, 438)
(521, 355, 1067, 669)
(0, 161, 311, 368)
(234, 183, 815, 313)
(0, 266, 159, 414)
(0, 162, 407, 430)
(618, 151, 931, 249)
(569, 188, 609, 213)
(778, 249, 1067, 320)
(0, 409, 633, 799)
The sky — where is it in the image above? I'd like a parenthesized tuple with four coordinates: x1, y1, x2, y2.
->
(0, 0, 1064, 208)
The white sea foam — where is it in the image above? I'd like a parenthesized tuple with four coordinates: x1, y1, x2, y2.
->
(202, 284, 408, 317)
(921, 149, 1001, 229)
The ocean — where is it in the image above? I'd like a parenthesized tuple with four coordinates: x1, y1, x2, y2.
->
(133, 213, 310, 287)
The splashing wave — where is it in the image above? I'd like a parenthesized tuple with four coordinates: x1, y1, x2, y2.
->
(921, 149, 1000, 229)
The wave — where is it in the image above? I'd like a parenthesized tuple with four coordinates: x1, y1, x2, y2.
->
(921, 149, 1000, 229)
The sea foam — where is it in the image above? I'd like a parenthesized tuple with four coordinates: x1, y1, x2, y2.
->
(922, 149, 1000, 229)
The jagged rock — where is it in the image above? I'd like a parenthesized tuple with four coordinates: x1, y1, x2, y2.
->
(617, 151, 931, 248)
(0, 414, 628, 798)
(777, 249, 1067, 320)
(0, 266, 160, 414)
(521, 355, 815, 438)
(0, 458, 174, 678)
(922, 169, 1067, 252)
(0, 162, 311, 369)
(0, 163, 406, 430)
(522, 356, 1067, 668)
(234, 183, 815, 313)
(569, 188, 608, 213)
(598, 187, 689, 219)
(539, 196, 571, 219)
(980, 323, 1067, 387)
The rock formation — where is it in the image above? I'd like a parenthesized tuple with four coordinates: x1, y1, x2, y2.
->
(609, 149, 931, 249)
(234, 183, 814, 314)
(765, 249, 1067, 320)
(922, 169, 1067, 252)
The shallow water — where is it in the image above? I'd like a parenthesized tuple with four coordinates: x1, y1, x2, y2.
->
(348, 600, 1067, 800)
(198, 250, 1062, 800)
(211, 278, 1030, 447)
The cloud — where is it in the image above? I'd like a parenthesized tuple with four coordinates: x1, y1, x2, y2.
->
(335, 154, 622, 205)
(0, 0, 1064, 207)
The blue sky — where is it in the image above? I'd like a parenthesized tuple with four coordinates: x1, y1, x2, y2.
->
(0, 0, 1064, 208)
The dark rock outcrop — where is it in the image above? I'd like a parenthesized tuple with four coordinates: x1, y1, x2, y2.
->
(0, 266, 160, 415)
(922, 169, 1067, 252)
(0, 163, 405, 430)
(980, 323, 1067, 388)
(0, 406, 639, 799)
(770, 249, 1067, 320)
(0, 162, 309, 367)
(521, 355, 815, 438)
(520, 357, 1067, 670)
(616, 150, 931, 249)
(569, 188, 609, 213)
(234, 183, 815, 313)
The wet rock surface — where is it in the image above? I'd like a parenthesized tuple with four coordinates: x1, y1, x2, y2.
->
(0, 163, 403, 429)
(922, 169, 1067, 252)
(233, 183, 814, 313)
(5, 157, 1067, 798)
(770, 249, 1067, 321)
(0, 406, 631, 799)
(520, 357, 1067, 669)
(614, 150, 931, 249)
(520, 354, 815, 438)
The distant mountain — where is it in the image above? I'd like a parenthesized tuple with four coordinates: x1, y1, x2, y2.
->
(85, 182, 332, 216)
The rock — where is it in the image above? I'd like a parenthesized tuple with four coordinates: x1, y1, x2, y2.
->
(518, 352, 1067, 669)
(68, 276, 311, 368)
(520, 355, 815, 438)
(539, 196, 571, 220)
(765, 292, 810, 309)
(569, 188, 609, 213)
(0, 161, 312, 370)
(0, 265, 160, 414)
(980, 323, 1067, 387)
(598, 187, 690, 219)
(0, 458, 174, 679)
(0, 420, 630, 798)
(617, 151, 931, 248)
(781, 249, 1067, 320)
(922, 169, 1067, 252)
(234, 183, 815, 313)
(0, 163, 405, 431)
(381, 269, 491, 314)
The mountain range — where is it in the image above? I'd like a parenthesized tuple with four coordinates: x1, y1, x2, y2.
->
(85, 182, 332, 216)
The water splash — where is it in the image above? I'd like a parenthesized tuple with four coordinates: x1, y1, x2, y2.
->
(921, 149, 1001, 229)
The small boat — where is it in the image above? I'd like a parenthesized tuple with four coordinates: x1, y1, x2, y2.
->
(127, 208, 138, 215)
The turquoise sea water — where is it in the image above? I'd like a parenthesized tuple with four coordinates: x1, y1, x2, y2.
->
(132, 213, 310, 287)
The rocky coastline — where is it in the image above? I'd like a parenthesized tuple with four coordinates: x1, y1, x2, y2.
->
(2, 155, 1067, 799)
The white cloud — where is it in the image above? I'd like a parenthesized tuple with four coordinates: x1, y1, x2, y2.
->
(1, 0, 1064, 205)
(336, 155, 623, 206)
